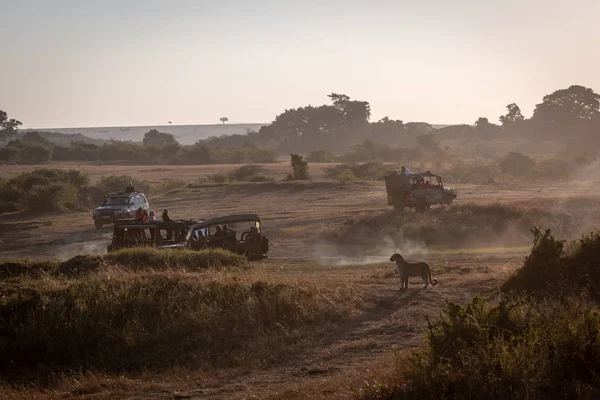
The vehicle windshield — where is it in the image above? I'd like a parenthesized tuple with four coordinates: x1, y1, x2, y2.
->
(104, 196, 130, 206)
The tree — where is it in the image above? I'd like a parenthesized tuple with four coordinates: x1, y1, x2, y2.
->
(499, 103, 525, 126)
(533, 85, 600, 125)
(142, 129, 178, 147)
(327, 93, 371, 130)
(220, 117, 229, 125)
(475, 117, 500, 136)
(0, 110, 22, 141)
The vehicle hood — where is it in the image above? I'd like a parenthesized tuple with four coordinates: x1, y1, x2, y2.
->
(444, 187, 458, 197)
(94, 205, 127, 212)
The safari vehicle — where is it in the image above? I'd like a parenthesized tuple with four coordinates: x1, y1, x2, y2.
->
(385, 170, 457, 212)
(184, 214, 269, 260)
(93, 192, 149, 229)
(106, 219, 200, 252)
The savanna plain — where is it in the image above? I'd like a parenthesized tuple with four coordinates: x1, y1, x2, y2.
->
(1, 162, 600, 400)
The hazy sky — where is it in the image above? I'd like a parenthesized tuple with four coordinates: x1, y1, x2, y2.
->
(1, 0, 599, 128)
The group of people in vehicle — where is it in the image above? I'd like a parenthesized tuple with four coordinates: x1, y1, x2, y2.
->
(134, 207, 170, 223)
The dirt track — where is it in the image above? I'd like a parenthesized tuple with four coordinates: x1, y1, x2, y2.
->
(1, 174, 599, 399)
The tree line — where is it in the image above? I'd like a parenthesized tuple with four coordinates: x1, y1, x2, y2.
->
(2, 84, 599, 163)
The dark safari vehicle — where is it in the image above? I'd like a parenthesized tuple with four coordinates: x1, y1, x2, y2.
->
(106, 219, 198, 252)
(93, 192, 149, 229)
(185, 214, 269, 260)
(385, 169, 457, 213)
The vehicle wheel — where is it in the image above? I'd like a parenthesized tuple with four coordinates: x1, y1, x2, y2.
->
(95, 220, 103, 229)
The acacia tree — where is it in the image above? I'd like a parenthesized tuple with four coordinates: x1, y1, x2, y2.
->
(0, 110, 22, 140)
(220, 117, 229, 125)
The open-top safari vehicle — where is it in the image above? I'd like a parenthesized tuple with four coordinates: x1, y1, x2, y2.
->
(183, 214, 269, 261)
(106, 214, 269, 261)
(385, 170, 457, 213)
(106, 219, 201, 252)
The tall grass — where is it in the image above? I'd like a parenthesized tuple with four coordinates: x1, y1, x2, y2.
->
(0, 271, 363, 385)
(0, 248, 246, 278)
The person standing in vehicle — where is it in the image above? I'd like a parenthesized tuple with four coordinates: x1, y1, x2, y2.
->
(126, 182, 135, 193)
(162, 209, 172, 240)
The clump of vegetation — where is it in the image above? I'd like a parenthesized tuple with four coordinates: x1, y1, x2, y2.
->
(363, 295, 600, 399)
(0, 270, 362, 385)
(325, 161, 390, 181)
(499, 151, 535, 175)
(502, 228, 600, 296)
(290, 154, 309, 180)
(0, 248, 246, 278)
(227, 164, 274, 182)
(307, 150, 338, 163)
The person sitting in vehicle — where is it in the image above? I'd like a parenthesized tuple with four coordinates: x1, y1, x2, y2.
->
(135, 207, 145, 221)
(247, 226, 260, 243)
(213, 225, 224, 238)
(419, 178, 426, 188)
(425, 180, 431, 188)
(126, 182, 135, 193)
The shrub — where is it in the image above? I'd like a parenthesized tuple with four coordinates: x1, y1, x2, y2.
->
(155, 178, 188, 193)
(503, 228, 600, 296)
(365, 296, 600, 399)
(325, 162, 389, 181)
(290, 154, 309, 180)
(206, 172, 230, 184)
(95, 174, 151, 194)
(307, 150, 338, 163)
(499, 151, 535, 175)
(0, 140, 53, 164)
(25, 183, 79, 212)
(228, 164, 270, 181)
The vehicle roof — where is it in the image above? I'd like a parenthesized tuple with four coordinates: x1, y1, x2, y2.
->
(113, 219, 203, 229)
(107, 191, 145, 196)
(406, 171, 439, 178)
(190, 214, 261, 229)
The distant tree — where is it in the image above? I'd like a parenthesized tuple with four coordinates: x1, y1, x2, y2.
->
(475, 117, 500, 136)
(220, 117, 229, 125)
(290, 154, 309, 180)
(0, 110, 22, 141)
(142, 129, 178, 147)
(328, 93, 371, 129)
(533, 85, 600, 125)
(499, 103, 525, 126)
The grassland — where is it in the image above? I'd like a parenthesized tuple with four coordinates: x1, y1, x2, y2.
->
(1, 162, 600, 399)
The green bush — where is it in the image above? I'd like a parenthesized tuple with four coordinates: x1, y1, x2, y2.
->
(290, 154, 309, 180)
(503, 228, 600, 297)
(499, 152, 535, 175)
(95, 174, 151, 194)
(365, 296, 600, 399)
(25, 183, 79, 212)
(228, 164, 274, 182)
(0, 140, 53, 164)
(325, 161, 389, 181)
(307, 150, 338, 163)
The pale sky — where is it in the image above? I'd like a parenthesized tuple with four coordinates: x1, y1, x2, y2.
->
(1, 0, 599, 128)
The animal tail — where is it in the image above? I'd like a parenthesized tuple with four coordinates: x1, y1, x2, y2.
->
(429, 269, 438, 286)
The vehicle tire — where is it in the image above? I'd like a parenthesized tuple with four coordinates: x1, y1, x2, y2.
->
(95, 220, 103, 229)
